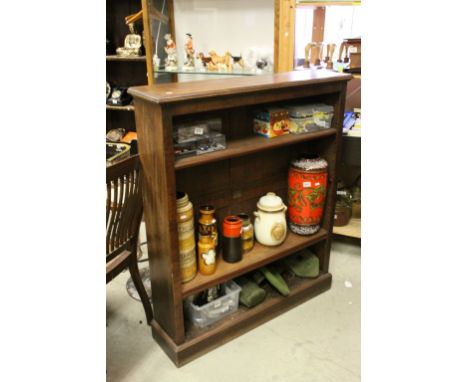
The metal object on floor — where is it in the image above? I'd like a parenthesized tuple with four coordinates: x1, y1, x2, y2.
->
(126, 267, 152, 302)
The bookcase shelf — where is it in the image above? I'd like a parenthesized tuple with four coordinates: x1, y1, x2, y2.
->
(181, 229, 328, 297)
(175, 129, 336, 171)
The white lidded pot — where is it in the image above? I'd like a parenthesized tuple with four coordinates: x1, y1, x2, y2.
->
(254, 192, 288, 246)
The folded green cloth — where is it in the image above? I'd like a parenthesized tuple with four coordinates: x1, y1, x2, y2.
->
(284, 249, 320, 278)
(238, 280, 267, 308)
(259, 266, 290, 296)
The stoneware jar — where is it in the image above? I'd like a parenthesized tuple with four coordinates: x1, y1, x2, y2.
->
(254, 192, 287, 246)
(176, 191, 197, 283)
(288, 154, 328, 235)
(238, 213, 254, 253)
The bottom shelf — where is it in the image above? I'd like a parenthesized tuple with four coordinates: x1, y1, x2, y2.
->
(332, 218, 361, 238)
(150, 271, 332, 367)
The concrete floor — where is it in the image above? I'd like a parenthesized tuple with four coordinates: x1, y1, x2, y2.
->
(106, 237, 360, 381)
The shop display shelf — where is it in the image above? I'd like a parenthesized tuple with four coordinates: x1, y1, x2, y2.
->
(155, 69, 259, 76)
(333, 217, 361, 238)
(175, 128, 337, 171)
(106, 55, 146, 62)
(106, 104, 135, 111)
(181, 228, 329, 297)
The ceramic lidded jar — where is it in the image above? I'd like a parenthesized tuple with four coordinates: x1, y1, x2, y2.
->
(238, 213, 254, 253)
(288, 154, 328, 235)
(254, 192, 287, 246)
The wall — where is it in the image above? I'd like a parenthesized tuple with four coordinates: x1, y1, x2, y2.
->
(173, 0, 274, 80)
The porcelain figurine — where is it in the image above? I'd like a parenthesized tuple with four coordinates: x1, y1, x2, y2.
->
(288, 154, 328, 235)
(164, 33, 178, 71)
(182, 33, 195, 71)
(116, 23, 142, 57)
(208, 51, 232, 72)
(197, 52, 212, 69)
(230, 53, 245, 70)
(254, 193, 287, 246)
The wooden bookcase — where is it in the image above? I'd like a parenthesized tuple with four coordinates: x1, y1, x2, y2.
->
(129, 70, 351, 366)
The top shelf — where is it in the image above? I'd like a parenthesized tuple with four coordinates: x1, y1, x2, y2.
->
(106, 55, 146, 62)
(175, 128, 337, 171)
(128, 70, 352, 104)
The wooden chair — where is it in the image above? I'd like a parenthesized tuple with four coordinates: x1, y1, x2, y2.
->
(106, 155, 153, 325)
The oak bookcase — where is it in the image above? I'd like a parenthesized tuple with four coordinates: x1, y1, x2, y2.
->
(129, 70, 351, 366)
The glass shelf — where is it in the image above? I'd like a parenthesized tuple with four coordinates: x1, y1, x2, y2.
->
(106, 55, 146, 62)
(154, 68, 268, 77)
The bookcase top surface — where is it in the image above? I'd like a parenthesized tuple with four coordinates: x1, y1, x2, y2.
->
(128, 70, 352, 104)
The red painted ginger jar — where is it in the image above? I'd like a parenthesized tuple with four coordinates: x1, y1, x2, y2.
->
(288, 154, 328, 235)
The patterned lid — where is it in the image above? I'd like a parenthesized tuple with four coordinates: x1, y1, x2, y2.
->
(291, 154, 328, 171)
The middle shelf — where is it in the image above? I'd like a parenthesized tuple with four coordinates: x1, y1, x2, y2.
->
(181, 228, 329, 297)
(175, 128, 337, 171)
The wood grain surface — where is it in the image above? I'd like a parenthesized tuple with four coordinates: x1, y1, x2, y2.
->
(129, 70, 351, 104)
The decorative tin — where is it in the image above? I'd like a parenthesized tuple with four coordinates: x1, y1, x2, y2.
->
(286, 105, 320, 134)
(286, 104, 334, 134)
(288, 154, 328, 235)
(253, 107, 289, 138)
(176, 192, 197, 283)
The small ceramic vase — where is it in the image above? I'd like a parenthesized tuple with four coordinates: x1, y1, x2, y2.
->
(197, 234, 216, 275)
(198, 205, 218, 249)
(288, 154, 328, 235)
(222, 216, 243, 263)
(176, 192, 197, 282)
(238, 213, 254, 253)
(254, 193, 287, 246)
